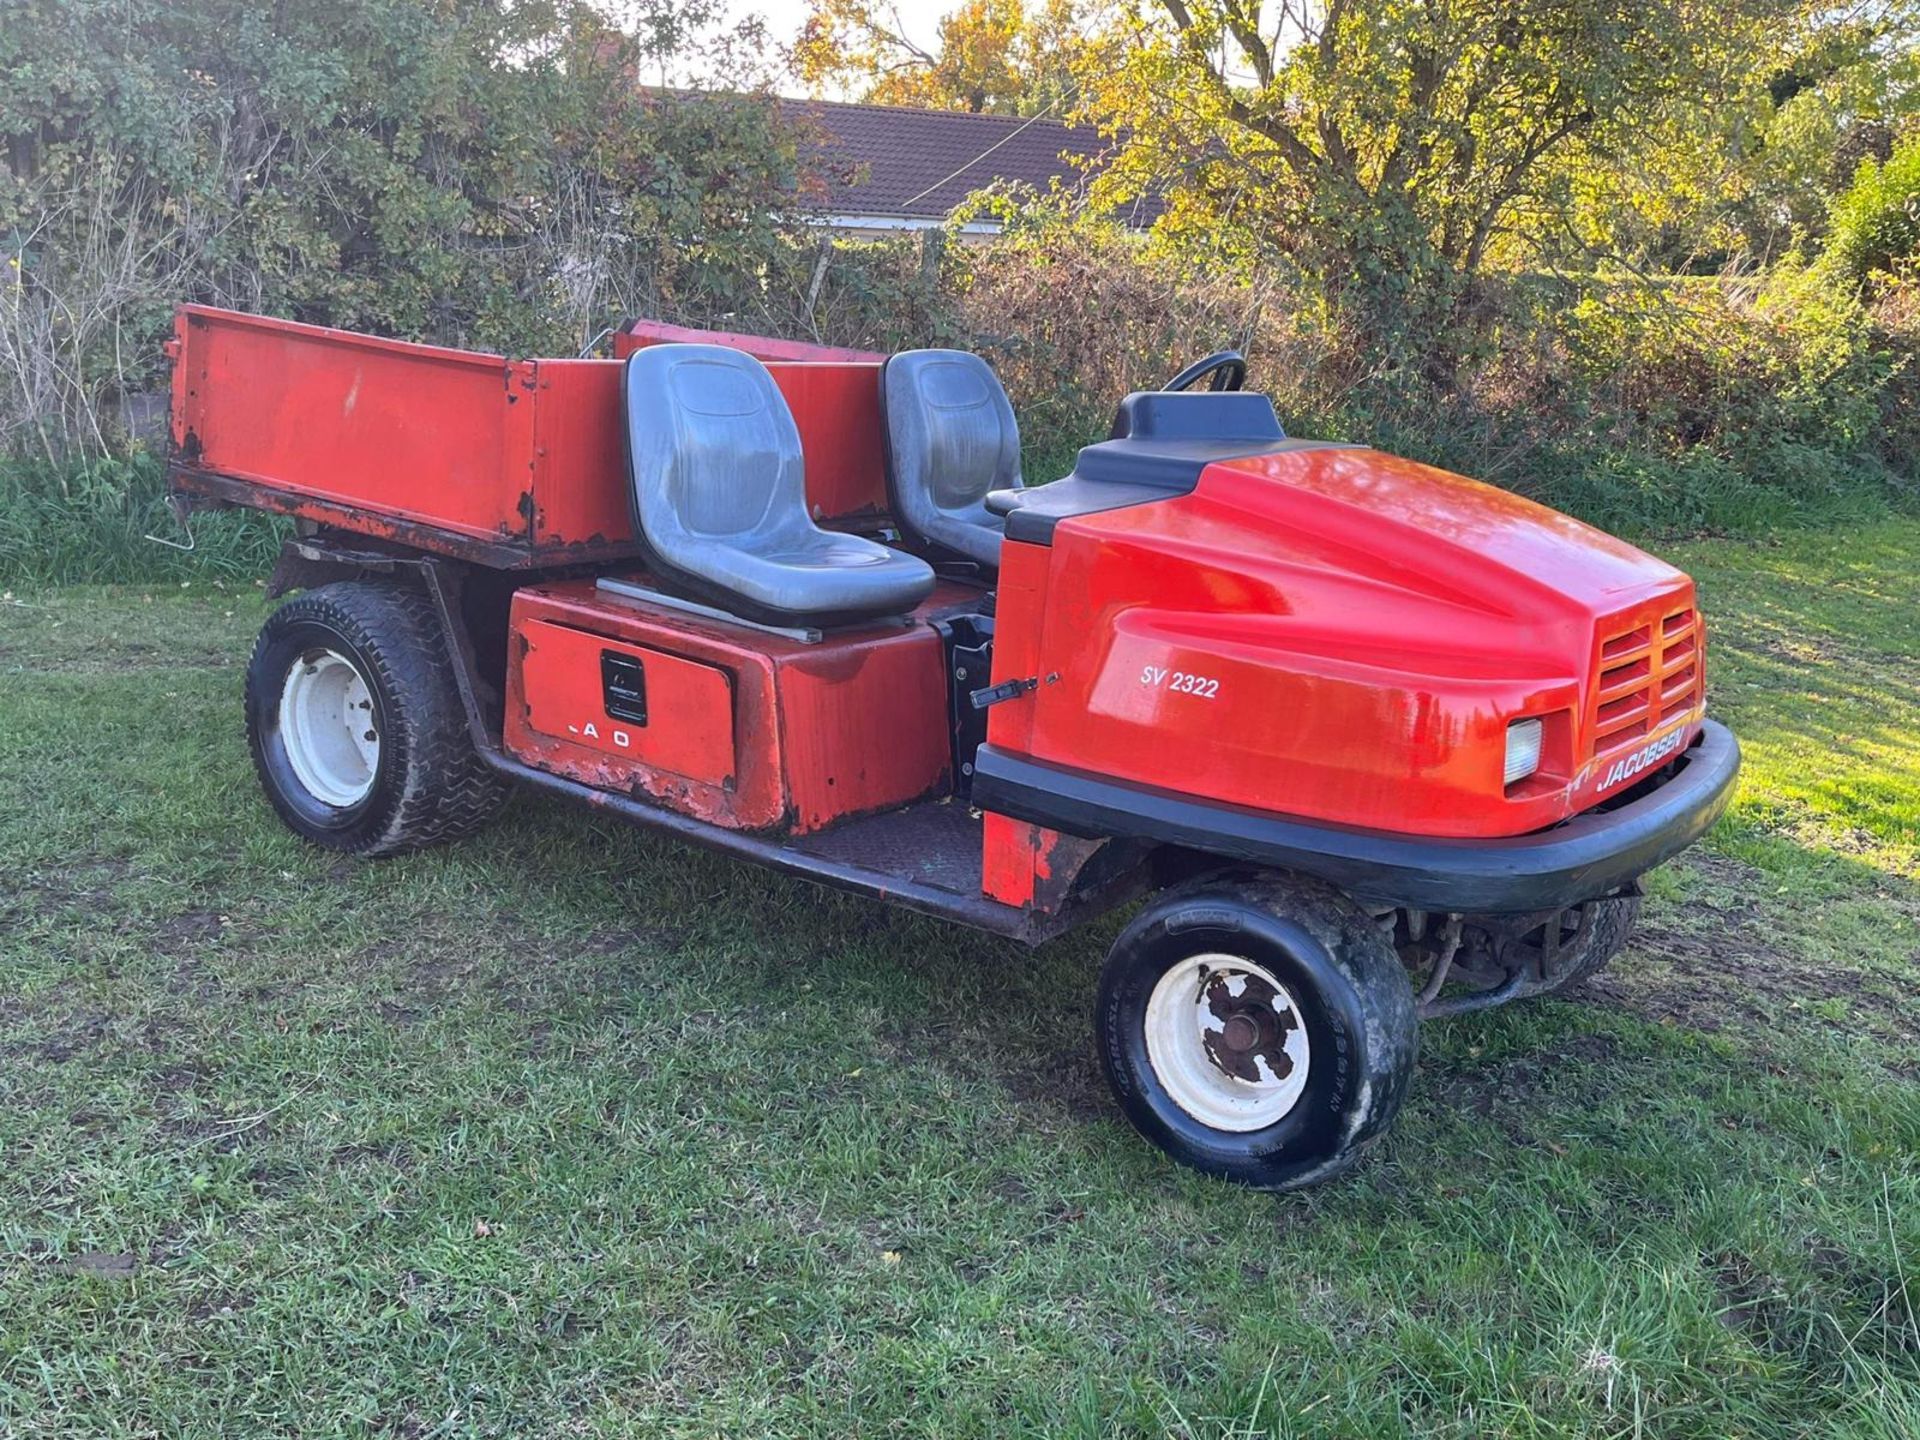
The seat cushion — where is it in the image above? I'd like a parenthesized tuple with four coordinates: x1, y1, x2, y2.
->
(696, 530, 937, 624)
(881, 350, 1021, 568)
(624, 344, 933, 625)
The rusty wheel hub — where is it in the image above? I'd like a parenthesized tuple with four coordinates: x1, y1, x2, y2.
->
(1143, 955, 1311, 1131)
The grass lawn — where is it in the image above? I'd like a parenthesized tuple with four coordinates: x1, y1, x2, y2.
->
(1, 522, 1914, 1439)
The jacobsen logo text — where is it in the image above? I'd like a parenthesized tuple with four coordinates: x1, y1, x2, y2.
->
(1599, 726, 1689, 791)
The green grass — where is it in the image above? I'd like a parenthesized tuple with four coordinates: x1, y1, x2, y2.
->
(1, 523, 1915, 1438)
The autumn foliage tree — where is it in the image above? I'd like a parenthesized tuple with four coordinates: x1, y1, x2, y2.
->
(792, 0, 1085, 114)
(1072, 0, 1808, 379)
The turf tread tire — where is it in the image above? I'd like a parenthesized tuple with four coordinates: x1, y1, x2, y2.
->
(245, 581, 508, 857)
(1553, 894, 1643, 991)
(1097, 872, 1419, 1191)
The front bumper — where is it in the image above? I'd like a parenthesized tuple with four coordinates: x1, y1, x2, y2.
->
(971, 719, 1741, 914)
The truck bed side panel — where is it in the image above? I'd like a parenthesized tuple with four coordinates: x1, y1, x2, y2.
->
(169, 306, 891, 567)
(172, 306, 528, 546)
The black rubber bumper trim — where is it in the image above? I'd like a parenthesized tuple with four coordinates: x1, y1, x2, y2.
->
(971, 720, 1741, 913)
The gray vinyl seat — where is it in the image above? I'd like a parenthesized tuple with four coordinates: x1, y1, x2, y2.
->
(623, 344, 934, 626)
(881, 350, 1023, 569)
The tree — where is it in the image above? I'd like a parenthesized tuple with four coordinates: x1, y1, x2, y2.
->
(1550, 6, 1920, 273)
(1072, 0, 1794, 377)
(0, 0, 817, 453)
(792, 0, 1085, 115)
(1743, 8, 1920, 252)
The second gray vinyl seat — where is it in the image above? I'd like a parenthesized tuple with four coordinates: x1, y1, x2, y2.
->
(881, 349, 1023, 569)
(623, 344, 934, 627)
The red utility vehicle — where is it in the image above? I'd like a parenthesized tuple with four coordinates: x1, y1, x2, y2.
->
(166, 305, 1739, 1189)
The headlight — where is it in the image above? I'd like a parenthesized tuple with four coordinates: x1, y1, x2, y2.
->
(1504, 718, 1543, 786)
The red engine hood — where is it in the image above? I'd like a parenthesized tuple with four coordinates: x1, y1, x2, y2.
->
(1202, 446, 1688, 622)
(1005, 446, 1706, 840)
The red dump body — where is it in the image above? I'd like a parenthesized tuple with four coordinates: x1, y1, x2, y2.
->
(168, 306, 890, 566)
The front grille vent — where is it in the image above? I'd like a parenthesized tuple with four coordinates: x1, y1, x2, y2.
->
(1592, 606, 1699, 758)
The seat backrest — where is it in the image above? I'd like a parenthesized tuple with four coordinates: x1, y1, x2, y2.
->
(624, 343, 811, 554)
(880, 350, 1020, 565)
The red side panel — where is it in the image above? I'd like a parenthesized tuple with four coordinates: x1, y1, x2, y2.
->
(779, 629, 950, 832)
(981, 814, 1043, 908)
(980, 541, 1057, 902)
(505, 586, 784, 829)
(981, 816, 1122, 913)
(770, 364, 890, 520)
(526, 360, 633, 554)
(503, 581, 962, 834)
(523, 359, 888, 545)
(615, 320, 884, 363)
(984, 540, 1052, 755)
(171, 306, 530, 546)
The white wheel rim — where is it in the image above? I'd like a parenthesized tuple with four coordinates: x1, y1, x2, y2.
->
(1144, 953, 1311, 1132)
(278, 648, 379, 808)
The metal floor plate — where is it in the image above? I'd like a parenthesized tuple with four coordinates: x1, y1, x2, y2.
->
(787, 798, 986, 897)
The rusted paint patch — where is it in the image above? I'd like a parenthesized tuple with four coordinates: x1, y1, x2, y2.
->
(1200, 969, 1300, 1085)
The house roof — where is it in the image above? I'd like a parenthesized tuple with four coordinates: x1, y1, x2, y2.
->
(781, 97, 1147, 224)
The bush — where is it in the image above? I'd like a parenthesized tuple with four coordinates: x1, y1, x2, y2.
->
(0, 0, 821, 457)
(941, 224, 1916, 535)
(1826, 135, 1920, 286)
(1490, 265, 1911, 527)
(943, 224, 1330, 480)
(0, 453, 284, 586)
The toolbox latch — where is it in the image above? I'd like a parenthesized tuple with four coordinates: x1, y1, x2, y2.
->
(601, 651, 649, 725)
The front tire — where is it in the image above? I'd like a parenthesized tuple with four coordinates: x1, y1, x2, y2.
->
(1097, 874, 1418, 1190)
(1551, 894, 1642, 989)
(244, 581, 508, 856)
(1445, 895, 1644, 998)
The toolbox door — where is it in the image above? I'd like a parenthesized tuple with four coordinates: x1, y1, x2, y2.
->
(518, 620, 736, 786)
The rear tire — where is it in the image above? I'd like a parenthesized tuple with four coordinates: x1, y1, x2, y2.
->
(1097, 874, 1418, 1190)
(244, 581, 508, 856)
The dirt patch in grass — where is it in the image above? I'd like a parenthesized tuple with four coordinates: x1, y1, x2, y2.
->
(870, 1008, 1110, 1129)
(152, 907, 226, 955)
(330, 1139, 417, 1173)
(65, 1251, 138, 1279)
(1000, 1041, 1111, 1126)
(1438, 1047, 1626, 1160)
(14, 1006, 113, 1064)
(0, 856, 138, 924)
(1808, 1236, 1920, 1365)
(186, 1289, 257, 1323)
(1705, 1249, 1797, 1353)
(1584, 852, 1920, 1058)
